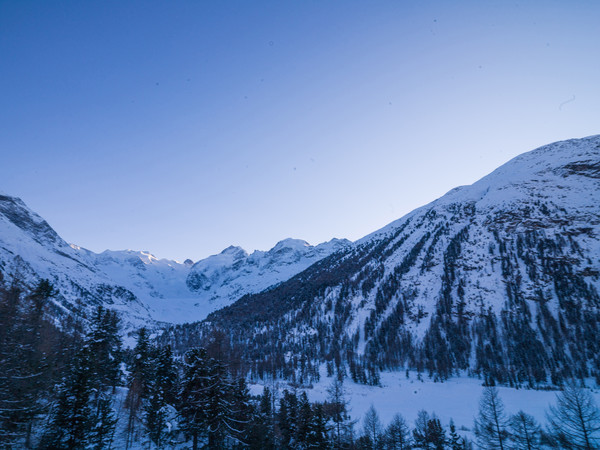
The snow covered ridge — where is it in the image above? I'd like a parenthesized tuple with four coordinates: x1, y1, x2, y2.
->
(0, 194, 349, 330)
(169, 134, 600, 387)
(185, 237, 351, 312)
(362, 134, 600, 243)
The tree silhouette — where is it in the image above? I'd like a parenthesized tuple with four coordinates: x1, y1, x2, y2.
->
(546, 383, 600, 449)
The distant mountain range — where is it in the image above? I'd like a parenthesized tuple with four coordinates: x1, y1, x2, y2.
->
(162, 135, 600, 386)
(0, 194, 348, 330)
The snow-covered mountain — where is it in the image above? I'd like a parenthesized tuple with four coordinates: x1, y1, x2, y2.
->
(165, 135, 600, 386)
(3, 134, 600, 385)
(0, 194, 152, 328)
(186, 238, 350, 313)
(0, 195, 348, 329)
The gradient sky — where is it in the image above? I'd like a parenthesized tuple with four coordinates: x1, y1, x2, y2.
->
(1, 1, 599, 262)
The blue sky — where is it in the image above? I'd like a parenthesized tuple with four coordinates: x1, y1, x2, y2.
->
(1, 1, 599, 261)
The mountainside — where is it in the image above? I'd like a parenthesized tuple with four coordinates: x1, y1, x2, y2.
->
(0, 195, 346, 329)
(0, 194, 152, 328)
(162, 135, 600, 387)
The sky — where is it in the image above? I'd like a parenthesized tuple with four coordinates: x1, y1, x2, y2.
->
(1, 1, 599, 262)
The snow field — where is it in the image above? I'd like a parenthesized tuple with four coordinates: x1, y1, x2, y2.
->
(251, 370, 600, 433)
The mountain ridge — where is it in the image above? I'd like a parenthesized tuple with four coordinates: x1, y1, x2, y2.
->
(0, 194, 347, 329)
(162, 134, 600, 387)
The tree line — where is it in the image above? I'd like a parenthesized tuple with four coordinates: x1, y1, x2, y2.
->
(2, 280, 600, 448)
(473, 384, 600, 450)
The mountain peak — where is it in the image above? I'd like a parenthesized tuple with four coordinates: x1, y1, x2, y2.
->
(219, 245, 248, 258)
(0, 194, 64, 248)
(270, 238, 311, 253)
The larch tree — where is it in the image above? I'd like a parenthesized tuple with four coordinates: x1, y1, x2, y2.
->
(474, 386, 509, 450)
(326, 377, 352, 448)
(546, 383, 600, 449)
(508, 410, 541, 450)
(362, 405, 383, 450)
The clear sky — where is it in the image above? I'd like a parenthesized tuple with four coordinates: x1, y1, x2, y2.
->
(1, 1, 599, 262)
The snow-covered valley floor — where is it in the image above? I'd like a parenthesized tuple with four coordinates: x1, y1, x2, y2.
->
(251, 370, 600, 433)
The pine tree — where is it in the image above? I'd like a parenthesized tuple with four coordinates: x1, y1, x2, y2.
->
(0, 282, 123, 449)
(296, 391, 313, 447)
(278, 389, 299, 448)
(145, 345, 177, 448)
(448, 419, 465, 450)
(384, 413, 412, 449)
(247, 387, 275, 449)
(0, 285, 33, 445)
(308, 403, 329, 449)
(204, 356, 237, 449)
(546, 383, 600, 449)
(87, 306, 122, 393)
(125, 327, 153, 448)
(42, 347, 95, 449)
(413, 410, 447, 449)
(0, 281, 59, 447)
(474, 386, 509, 450)
(356, 434, 374, 449)
(229, 376, 252, 447)
(413, 410, 430, 448)
(145, 389, 169, 449)
(0, 285, 22, 446)
(156, 345, 177, 404)
(425, 417, 446, 450)
(179, 347, 244, 449)
(179, 348, 211, 450)
(89, 393, 118, 450)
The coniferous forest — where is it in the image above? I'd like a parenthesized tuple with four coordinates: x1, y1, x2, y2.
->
(161, 218, 600, 390)
(2, 281, 599, 449)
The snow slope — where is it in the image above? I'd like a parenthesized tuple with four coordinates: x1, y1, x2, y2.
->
(0, 194, 348, 329)
(0, 194, 153, 328)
